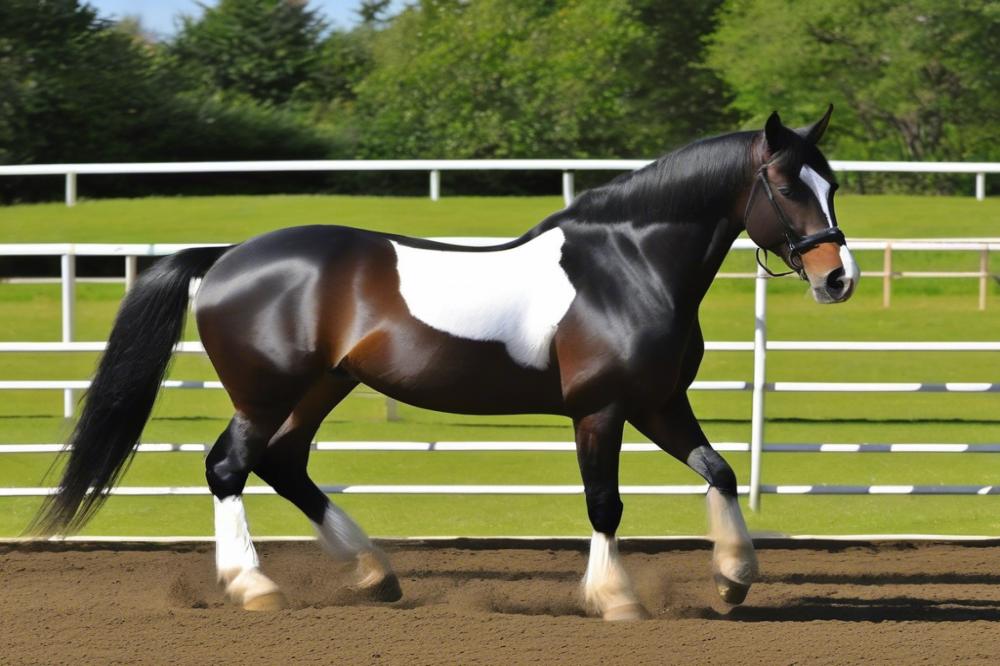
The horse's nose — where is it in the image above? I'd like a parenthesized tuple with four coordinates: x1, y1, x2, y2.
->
(826, 266, 845, 291)
(825, 266, 855, 302)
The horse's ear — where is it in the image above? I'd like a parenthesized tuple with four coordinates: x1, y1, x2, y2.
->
(763, 111, 787, 154)
(798, 104, 834, 145)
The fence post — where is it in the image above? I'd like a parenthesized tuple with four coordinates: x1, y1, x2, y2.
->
(65, 172, 77, 207)
(125, 255, 138, 293)
(562, 171, 575, 207)
(975, 173, 985, 201)
(749, 264, 767, 512)
(429, 169, 441, 202)
(979, 247, 989, 311)
(883, 243, 893, 308)
(385, 397, 400, 422)
(61, 253, 76, 418)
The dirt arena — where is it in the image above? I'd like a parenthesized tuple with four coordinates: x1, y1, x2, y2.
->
(1, 539, 998, 664)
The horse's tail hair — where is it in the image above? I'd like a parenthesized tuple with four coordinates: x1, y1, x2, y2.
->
(30, 245, 232, 534)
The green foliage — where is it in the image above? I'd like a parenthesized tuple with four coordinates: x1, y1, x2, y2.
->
(3, 0, 997, 201)
(0, 0, 182, 165)
(170, 0, 327, 106)
(0, 1, 339, 201)
(353, 0, 654, 159)
(629, 0, 736, 150)
(706, 0, 1000, 169)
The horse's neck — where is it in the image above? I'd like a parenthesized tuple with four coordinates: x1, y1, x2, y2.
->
(644, 214, 745, 309)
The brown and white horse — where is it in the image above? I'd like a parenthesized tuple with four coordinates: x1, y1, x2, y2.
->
(37, 108, 858, 620)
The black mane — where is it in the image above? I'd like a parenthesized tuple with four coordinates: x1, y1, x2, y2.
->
(560, 131, 757, 225)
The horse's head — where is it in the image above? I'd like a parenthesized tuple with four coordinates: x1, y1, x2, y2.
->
(744, 106, 859, 304)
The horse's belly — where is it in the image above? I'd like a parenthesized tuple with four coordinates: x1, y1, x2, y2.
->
(340, 326, 564, 415)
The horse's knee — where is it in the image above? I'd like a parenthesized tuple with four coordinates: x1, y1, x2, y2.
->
(206, 415, 274, 498)
(585, 486, 623, 535)
(686, 445, 737, 495)
(205, 460, 246, 498)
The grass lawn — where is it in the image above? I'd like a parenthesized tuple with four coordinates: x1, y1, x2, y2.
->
(1, 193, 999, 537)
(0, 192, 998, 243)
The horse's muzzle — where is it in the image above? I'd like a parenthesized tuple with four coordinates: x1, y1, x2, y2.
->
(810, 245, 859, 304)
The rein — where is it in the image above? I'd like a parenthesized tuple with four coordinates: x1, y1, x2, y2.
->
(745, 164, 845, 278)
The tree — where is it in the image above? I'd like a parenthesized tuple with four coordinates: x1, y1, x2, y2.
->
(706, 0, 1000, 166)
(0, 0, 336, 200)
(357, 0, 393, 26)
(170, 0, 327, 106)
(0, 0, 180, 165)
(352, 0, 653, 159)
(629, 0, 736, 151)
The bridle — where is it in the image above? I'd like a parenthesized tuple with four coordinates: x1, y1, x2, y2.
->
(745, 163, 845, 278)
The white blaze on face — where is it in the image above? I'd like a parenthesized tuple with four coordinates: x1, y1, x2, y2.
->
(800, 164, 860, 286)
(391, 228, 577, 369)
(799, 164, 834, 227)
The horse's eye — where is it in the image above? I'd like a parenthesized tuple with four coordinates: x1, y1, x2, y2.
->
(779, 184, 807, 201)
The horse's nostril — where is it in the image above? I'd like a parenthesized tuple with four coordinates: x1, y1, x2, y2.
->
(826, 267, 846, 292)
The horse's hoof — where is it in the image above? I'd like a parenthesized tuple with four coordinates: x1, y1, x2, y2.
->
(361, 574, 403, 603)
(243, 591, 288, 611)
(714, 572, 751, 605)
(602, 603, 651, 622)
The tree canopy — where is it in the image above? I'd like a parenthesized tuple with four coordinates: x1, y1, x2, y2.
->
(1, 0, 997, 200)
(706, 0, 1000, 163)
(170, 0, 328, 105)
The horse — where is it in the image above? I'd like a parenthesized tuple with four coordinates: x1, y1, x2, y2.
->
(35, 107, 858, 621)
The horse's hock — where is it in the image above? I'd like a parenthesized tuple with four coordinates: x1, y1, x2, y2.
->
(2, 539, 998, 663)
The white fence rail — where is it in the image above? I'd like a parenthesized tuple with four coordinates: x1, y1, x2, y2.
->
(3, 484, 997, 498)
(4, 441, 1000, 454)
(1, 240, 998, 510)
(0, 158, 995, 206)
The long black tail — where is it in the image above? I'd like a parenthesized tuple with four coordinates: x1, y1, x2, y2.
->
(32, 245, 231, 534)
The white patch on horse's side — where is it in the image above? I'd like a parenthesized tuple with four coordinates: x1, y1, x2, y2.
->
(313, 503, 373, 561)
(800, 164, 834, 227)
(706, 488, 759, 585)
(391, 229, 577, 369)
(582, 531, 641, 616)
(213, 495, 280, 603)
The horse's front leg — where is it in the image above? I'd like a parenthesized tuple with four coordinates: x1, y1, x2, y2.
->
(574, 404, 650, 621)
(630, 394, 758, 605)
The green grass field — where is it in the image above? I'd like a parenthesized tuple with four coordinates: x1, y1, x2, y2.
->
(1, 193, 998, 537)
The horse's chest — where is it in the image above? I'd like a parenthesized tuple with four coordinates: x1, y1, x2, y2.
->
(390, 230, 577, 369)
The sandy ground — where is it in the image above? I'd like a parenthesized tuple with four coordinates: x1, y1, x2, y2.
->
(1, 539, 999, 665)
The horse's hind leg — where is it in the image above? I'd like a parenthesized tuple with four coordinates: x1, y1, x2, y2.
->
(630, 394, 758, 605)
(255, 373, 402, 602)
(206, 407, 290, 610)
(575, 404, 649, 621)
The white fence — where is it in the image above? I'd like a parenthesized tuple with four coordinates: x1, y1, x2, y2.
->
(1, 239, 998, 511)
(0, 158, 996, 206)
